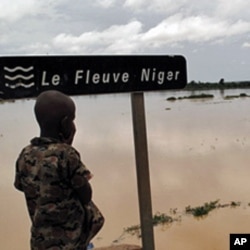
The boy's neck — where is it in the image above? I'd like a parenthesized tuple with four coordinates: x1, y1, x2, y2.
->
(40, 130, 60, 140)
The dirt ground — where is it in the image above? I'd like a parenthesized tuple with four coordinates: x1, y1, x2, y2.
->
(95, 244, 142, 250)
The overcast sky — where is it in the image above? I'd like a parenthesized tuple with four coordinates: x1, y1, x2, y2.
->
(0, 0, 250, 82)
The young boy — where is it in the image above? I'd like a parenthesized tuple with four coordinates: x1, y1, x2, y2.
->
(14, 90, 104, 250)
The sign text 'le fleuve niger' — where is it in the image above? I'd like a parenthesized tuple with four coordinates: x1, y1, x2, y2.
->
(0, 55, 187, 99)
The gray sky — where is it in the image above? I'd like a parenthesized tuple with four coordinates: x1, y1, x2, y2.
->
(0, 0, 250, 82)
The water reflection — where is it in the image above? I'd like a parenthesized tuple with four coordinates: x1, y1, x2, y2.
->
(1, 89, 250, 249)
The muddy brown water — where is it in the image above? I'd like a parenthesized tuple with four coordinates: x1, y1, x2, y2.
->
(1, 90, 250, 249)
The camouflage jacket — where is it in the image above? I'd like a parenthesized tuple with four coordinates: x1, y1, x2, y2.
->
(14, 137, 91, 250)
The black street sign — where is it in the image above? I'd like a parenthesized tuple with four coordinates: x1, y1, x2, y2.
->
(0, 55, 187, 99)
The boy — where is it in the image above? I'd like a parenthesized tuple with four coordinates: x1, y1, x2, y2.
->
(14, 90, 104, 250)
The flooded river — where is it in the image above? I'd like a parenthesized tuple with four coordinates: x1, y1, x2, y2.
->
(1, 89, 250, 249)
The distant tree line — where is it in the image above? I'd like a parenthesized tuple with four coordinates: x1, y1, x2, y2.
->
(185, 79, 250, 90)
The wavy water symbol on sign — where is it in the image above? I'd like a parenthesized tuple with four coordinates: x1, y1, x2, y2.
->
(4, 66, 35, 89)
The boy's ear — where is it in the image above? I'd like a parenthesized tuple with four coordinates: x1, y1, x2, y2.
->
(60, 116, 71, 138)
(60, 116, 76, 145)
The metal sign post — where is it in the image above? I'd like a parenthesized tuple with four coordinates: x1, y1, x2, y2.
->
(131, 92, 155, 250)
(0, 55, 187, 249)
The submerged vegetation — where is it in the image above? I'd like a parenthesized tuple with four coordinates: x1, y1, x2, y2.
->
(121, 200, 246, 239)
(124, 213, 179, 238)
(167, 93, 214, 101)
(185, 200, 219, 217)
(223, 93, 250, 99)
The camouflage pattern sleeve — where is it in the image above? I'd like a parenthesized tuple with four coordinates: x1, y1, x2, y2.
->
(64, 147, 91, 190)
(14, 149, 25, 191)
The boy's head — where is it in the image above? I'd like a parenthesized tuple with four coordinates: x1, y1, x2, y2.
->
(34, 90, 76, 145)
